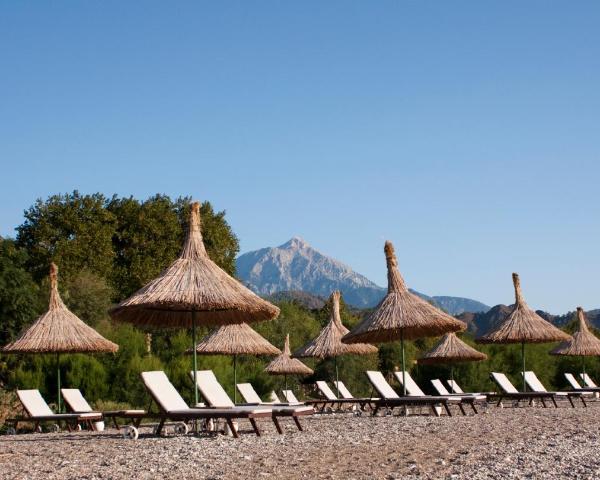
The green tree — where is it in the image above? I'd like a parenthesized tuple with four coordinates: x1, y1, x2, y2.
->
(0, 239, 42, 346)
(16, 191, 116, 283)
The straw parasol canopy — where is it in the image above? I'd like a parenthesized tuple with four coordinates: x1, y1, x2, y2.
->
(188, 323, 281, 356)
(343, 242, 466, 344)
(3, 263, 118, 410)
(265, 334, 313, 392)
(294, 291, 377, 396)
(343, 241, 466, 394)
(110, 202, 279, 328)
(186, 322, 280, 402)
(109, 201, 280, 404)
(551, 307, 600, 375)
(417, 332, 487, 385)
(294, 291, 377, 359)
(477, 273, 570, 391)
(418, 332, 487, 365)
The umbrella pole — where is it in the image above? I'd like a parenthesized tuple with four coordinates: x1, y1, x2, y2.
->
(450, 365, 454, 385)
(56, 353, 61, 413)
(521, 341, 526, 393)
(400, 329, 406, 396)
(192, 310, 199, 406)
(233, 354, 237, 404)
(334, 356, 339, 398)
(582, 356, 586, 377)
(285, 374, 288, 393)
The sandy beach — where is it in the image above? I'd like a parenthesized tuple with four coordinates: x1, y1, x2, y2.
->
(2, 404, 600, 480)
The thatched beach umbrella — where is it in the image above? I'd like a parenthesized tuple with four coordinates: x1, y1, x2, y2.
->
(110, 202, 280, 404)
(187, 322, 280, 402)
(294, 291, 377, 396)
(342, 241, 466, 394)
(265, 334, 313, 392)
(477, 273, 570, 392)
(417, 332, 487, 383)
(551, 307, 600, 376)
(3, 263, 118, 411)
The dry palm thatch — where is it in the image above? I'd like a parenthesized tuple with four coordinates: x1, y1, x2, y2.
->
(477, 273, 570, 345)
(342, 241, 466, 344)
(477, 273, 570, 392)
(265, 335, 313, 376)
(418, 332, 487, 365)
(187, 322, 280, 403)
(294, 291, 377, 358)
(551, 308, 600, 357)
(3, 263, 118, 354)
(109, 202, 280, 328)
(3, 263, 117, 412)
(187, 323, 281, 356)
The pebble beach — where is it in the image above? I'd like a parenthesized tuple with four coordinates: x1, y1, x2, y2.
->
(2, 404, 600, 479)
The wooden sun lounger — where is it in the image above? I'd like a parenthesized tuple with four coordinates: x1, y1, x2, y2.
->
(192, 370, 314, 433)
(366, 371, 461, 417)
(489, 372, 557, 407)
(304, 381, 374, 413)
(522, 372, 589, 408)
(142, 371, 273, 438)
(430, 379, 488, 414)
(565, 373, 600, 393)
(6, 390, 103, 433)
(61, 388, 147, 429)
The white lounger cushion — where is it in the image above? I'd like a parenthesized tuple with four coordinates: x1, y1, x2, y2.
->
(61, 389, 93, 412)
(580, 373, 597, 388)
(142, 371, 190, 412)
(269, 391, 282, 403)
(394, 371, 425, 396)
(237, 383, 263, 404)
(366, 371, 399, 399)
(431, 379, 451, 396)
(282, 390, 300, 403)
(447, 380, 464, 394)
(18, 390, 55, 417)
(333, 381, 353, 399)
(191, 370, 235, 408)
(316, 381, 338, 400)
(491, 372, 519, 394)
(565, 373, 583, 390)
(522, 371, 549, 393)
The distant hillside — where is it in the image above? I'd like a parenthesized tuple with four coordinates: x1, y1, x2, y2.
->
(237, 237, 490, 314)
(457, 306, 600, 336)
(266, 291, 326, 310)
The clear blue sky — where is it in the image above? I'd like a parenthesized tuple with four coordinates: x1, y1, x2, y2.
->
(1, 2, 599, 313)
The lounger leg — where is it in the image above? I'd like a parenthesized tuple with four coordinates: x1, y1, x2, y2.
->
(470, 402, 478, 414)
(496, 397, 503, 407)
(550, 396, 558, 408)
(443, 403, 452, 417)
(112, 416, 119, 429)
(431, 405, 440, 417)
(567, 396, 575, 408)
(458, 403, 466, 416)
(271, 416, 283, 435)
(34, 421, 40, 432)
(228, 419, 241, 438)
(581, 396, 587, 407)
(372, 406, 380, 416)
(293, 416, 303, 432)
(156, 418, 166, 436)
(540, 397, 547, 408)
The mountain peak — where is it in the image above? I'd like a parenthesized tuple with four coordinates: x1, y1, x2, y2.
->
(280, 236, 309, 249)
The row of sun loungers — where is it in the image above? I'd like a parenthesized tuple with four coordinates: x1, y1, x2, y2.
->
(8, 370, 597, 437)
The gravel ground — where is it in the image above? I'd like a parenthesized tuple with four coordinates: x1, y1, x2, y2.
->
(2, 403, 600, 479)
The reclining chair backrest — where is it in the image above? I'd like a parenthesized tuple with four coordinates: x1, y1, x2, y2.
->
(141, 371, 189, 413)
(315, 381, 338, 400)
(61, 389, 93, 413)
(366, 371, 399, 399)
(17, 390, 54, 417)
